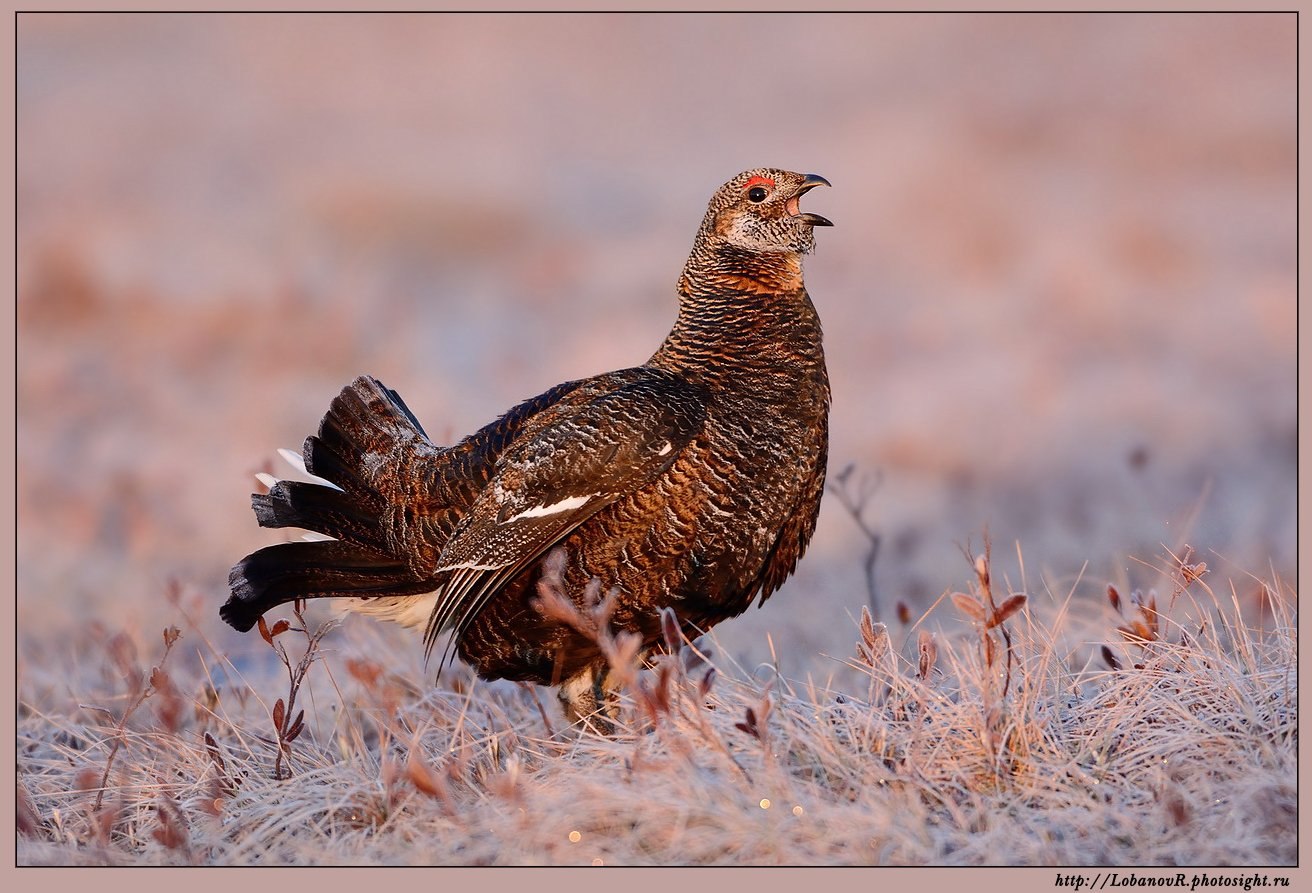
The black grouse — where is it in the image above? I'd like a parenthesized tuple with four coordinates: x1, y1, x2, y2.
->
(223, 168, 833, 724)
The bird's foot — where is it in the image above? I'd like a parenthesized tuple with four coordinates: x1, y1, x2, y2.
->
(558, 667, 622, 736)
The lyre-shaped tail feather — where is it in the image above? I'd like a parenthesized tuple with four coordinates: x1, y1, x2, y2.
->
(222, 540, 433, 632)
(303, 376, 430, 504)
(222, 375, 438, 633)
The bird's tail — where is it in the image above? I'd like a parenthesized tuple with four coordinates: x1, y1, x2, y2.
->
(221, 376, 438, 632)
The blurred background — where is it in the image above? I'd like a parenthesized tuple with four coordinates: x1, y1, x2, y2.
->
(18, 13, 1295, 681)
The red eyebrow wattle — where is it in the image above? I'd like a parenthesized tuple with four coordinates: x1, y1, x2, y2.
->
(744, 176, 775, 191)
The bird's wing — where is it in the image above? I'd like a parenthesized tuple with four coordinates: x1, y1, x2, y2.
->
(423, 377, 708, 666)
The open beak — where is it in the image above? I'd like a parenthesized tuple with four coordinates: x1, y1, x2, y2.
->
(789, 173, 833, 227)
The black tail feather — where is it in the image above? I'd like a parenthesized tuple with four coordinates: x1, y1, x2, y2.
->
(223, 376, 440, 633)
(253, 481, 386, 552)
(378, 381, 428, 439)
(222, 540, 433, 632)
(303, 375, 427, 500)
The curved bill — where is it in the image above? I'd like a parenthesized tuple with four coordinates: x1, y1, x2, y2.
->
(790, 174, 833, 226)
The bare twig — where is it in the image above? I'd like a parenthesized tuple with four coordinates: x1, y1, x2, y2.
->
(258, 604, 340, 779)
(93, 626, 181, 811)
(827, 463, 884, 620)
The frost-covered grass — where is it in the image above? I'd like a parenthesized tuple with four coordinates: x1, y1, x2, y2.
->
(17, 546, 1295, 866)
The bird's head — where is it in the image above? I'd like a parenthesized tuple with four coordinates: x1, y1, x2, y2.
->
(677, 168, 832, 298)
(698, 168, 833, 256)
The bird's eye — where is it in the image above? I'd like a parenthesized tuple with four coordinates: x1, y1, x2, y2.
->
(747, 186, 769, 203)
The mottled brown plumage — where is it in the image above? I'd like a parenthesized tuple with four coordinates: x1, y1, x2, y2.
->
(223, 168, 832, 724)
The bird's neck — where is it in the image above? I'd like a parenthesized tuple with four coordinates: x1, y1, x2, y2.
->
(650, 245, 825, 387)
(675, 242, 806, 297)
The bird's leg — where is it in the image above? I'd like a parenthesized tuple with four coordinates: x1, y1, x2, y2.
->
(595, 666, 623, 725)
(558, 666, 623, 735)
(558, 671, 599, 726)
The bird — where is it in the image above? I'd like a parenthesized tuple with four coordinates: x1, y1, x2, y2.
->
(222, 168, 833, 726)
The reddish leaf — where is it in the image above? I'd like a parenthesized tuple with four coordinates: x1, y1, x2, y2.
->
(107, 633, 141, 687)
(698, 666, 716, 699)
(654, 662, 673, 714)
(1166, 794, 1190, 827)
(272, 698, 286, 732)
(17, 785, 40, 836)
(269, 619, 291, 639)
(1107, 584, 1122, 615)
(199, 784, 224, 818)
(74, 767, 100, 792)
(407, 752, 448, 799)
(204, 733, 226, 773)
(736, 706, 759, 738)
(1118, 624, 1149, 644)
(346, 658, 382, 688)
(951, 592, 986, 622)
(286, 710, 306, 742)
(94, 799, 120, 842)
(660, 607, 682, 656)
(859, 605, 876, 644)
(990, 594, 1028, 627)
(917, 631, 937, 680)
(152, 798, 189, 851)
(257, 616, 273, 646)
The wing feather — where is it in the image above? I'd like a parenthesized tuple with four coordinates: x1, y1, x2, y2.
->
(421, 377, 707, 670)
